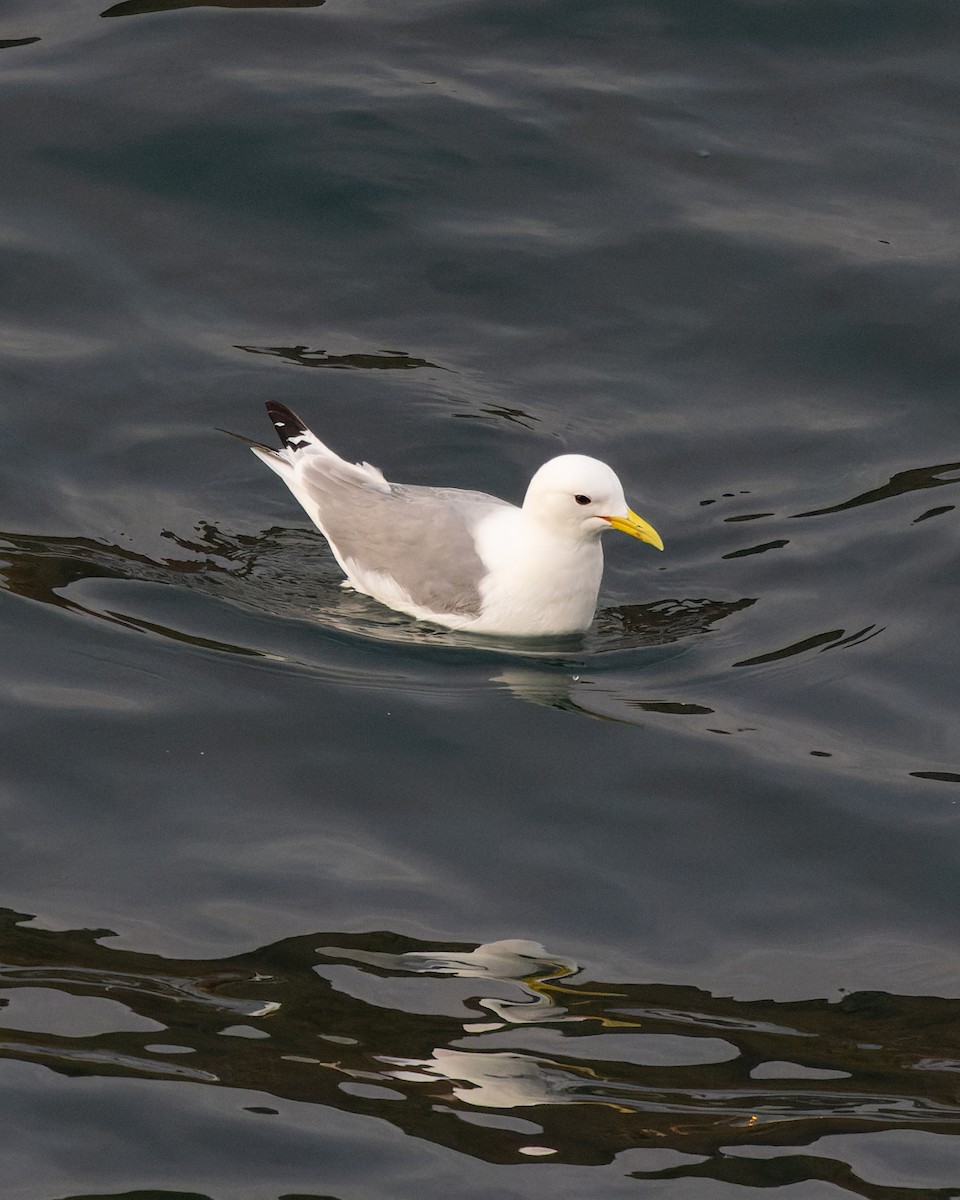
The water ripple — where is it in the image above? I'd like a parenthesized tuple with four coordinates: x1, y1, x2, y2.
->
(1, 910, 959, 1188)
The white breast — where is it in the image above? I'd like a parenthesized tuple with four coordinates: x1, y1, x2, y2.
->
(470, 507, 604, 636)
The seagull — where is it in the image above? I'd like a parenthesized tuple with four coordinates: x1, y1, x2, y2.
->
(242, 401, 663, 637)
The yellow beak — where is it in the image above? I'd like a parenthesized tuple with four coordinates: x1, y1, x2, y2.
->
(606, 508, 664, 550)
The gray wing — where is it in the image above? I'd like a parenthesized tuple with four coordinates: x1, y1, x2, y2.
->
(297, 458, 512, 617)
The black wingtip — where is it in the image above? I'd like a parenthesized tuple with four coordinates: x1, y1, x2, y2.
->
(265, 401, 312, 451)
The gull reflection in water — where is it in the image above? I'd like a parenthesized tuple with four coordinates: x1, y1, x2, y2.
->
(318, 938, 582, 1029)
(381, 1047, 589, 1108)
(324, 939, 598, 1112)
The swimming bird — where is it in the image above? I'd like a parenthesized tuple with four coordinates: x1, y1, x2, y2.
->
(245, 401, 663, 637)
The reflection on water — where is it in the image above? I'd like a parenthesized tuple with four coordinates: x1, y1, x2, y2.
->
(723, 538, 789, 559)
(0, 524, 758, 735)
(5, 521, 960, 787)
(6, 521, 959, 784)
(454, 402, 540, 429)
(233, 346, 544, 428)
(793, 461, 960, 519)
(0, 525, 747, 661)
(102, 0, 323, 16)
(3, 908, 960, 1195)
(734, 624, 885, 668)
(0, 527, 268, 654)
(236, 344, 442, 371)
(319, 939, 581, 1029)
(596, 597, 756, 649)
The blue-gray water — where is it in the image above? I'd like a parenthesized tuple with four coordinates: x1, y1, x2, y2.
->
(3, 2, 960, 1196)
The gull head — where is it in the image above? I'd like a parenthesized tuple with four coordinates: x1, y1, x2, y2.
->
(522, 454, 664, 549)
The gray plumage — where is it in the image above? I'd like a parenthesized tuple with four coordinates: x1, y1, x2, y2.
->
(295, 455, 508, 616)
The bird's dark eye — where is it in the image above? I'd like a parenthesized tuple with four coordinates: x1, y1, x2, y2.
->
(574, 494, 591, 506)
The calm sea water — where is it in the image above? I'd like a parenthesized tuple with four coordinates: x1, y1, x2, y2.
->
(2, 1, 960, 1196)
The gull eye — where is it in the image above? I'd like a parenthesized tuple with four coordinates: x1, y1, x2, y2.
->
(574, 494, 591, 506)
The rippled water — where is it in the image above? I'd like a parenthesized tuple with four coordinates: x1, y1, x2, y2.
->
(3, 1, 960, 1196)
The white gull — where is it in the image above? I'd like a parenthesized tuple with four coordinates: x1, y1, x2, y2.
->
(246, 401, 663, 637)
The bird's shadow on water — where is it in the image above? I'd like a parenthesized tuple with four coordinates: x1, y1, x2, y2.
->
(0, 522, 753, 726)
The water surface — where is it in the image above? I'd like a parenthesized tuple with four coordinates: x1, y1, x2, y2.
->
(2, 1, 960, 1196)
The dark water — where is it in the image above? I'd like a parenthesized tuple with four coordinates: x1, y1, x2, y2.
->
(3, 1, 960, 1196)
